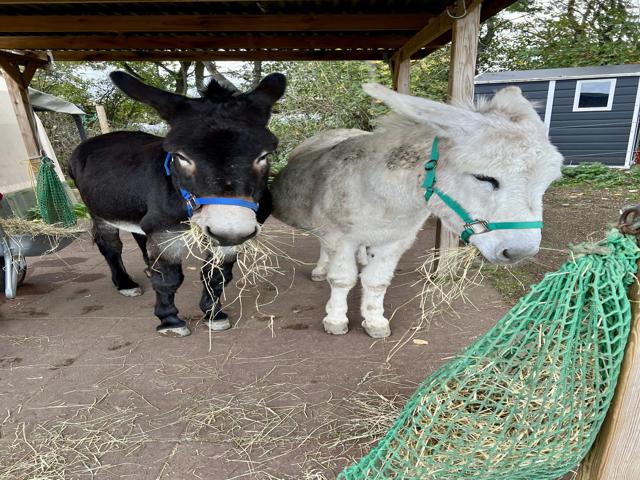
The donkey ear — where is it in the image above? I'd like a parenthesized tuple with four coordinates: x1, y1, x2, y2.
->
(486, 86, 541, 123)
(363, 83, 483, 136)
(110, 71, 186, 121)
(248, 72, 287, 107)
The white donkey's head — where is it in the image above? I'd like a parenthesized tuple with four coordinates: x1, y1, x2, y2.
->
(364, 84, 563, 264)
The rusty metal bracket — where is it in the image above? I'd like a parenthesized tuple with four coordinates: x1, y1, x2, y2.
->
(618, 205, 640, 236)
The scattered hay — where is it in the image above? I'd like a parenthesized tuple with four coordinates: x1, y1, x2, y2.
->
(0, 217, 85, 238)
(0, 402, 149, 479)
(387, 246, 484, 361)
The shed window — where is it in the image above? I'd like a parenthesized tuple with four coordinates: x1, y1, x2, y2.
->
(573, 79, 616, 112)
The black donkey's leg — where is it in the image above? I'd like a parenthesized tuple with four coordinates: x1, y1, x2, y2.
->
(132, 232, 152, 278)
(93, 219, 142, 296)
(200, 249, 237, 331)
(146, 232, 190, 337)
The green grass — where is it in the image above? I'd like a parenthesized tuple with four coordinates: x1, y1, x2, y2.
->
(553, 162, 640, 189)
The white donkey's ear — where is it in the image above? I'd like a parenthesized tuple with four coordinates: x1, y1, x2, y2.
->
(363, 83, 483, 136)
(487, 86, 541, 123)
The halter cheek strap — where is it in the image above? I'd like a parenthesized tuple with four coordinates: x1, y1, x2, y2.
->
(422, 137, 543, 243)
(164, 152, 259, 217)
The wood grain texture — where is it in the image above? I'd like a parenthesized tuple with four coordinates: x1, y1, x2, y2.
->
(0, 14, 432, 33)
(435, 1, 481, 264)
(95, 105, 110, 134)
(0, 58, 41, 158)
(576, 263, 640, 479)
(392, 58, 411, 94)
(0, 33, 415, 51)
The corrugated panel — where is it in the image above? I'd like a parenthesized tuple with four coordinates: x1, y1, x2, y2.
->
(474, 81, 548, 120)
(549, 76, 639, 166)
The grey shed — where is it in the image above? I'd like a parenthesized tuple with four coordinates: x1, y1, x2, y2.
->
(475, 64, 640, 168)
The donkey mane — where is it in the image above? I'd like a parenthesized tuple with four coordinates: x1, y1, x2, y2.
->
(200, 78, 237, 102)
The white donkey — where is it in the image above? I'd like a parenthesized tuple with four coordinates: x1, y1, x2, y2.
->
(271, 84, 563, 338)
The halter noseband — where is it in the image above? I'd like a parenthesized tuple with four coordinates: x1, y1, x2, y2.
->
(423, 137, 543, 243)
(163, 152, 259, 217)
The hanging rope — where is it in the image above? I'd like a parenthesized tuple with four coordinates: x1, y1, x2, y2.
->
(36, 155, 76, 227)
(339, 229, 639, 480)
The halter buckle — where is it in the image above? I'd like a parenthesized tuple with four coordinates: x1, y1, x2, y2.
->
(464, 220, 490, 235)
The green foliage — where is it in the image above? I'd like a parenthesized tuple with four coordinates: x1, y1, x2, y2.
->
(554, 162, 640, 189)
(263, 61, 381, 172)
(27, 202, 89, 221)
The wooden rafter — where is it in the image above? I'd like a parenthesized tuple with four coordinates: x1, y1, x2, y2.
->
(391, 0, 483, 64)
(0, 14, 433, 33)
(48, 49, 416, 62)
(0, 33, 420, 51)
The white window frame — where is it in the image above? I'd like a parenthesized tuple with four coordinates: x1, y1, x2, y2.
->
(572, 78, 617, 112)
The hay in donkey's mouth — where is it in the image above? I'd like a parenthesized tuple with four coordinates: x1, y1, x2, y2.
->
(162, 222, 304, 315)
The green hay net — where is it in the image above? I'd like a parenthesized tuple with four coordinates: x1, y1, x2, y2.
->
(339, 230, 639, 480)
(36, 155, 76, 227)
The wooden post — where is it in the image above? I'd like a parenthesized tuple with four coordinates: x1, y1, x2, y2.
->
(435, 0, 482, 265)
(0, 57, 42, 164)
(392, 58, 411, 94)
(576, 263, 640, 479)
(95, 104, 111, 133)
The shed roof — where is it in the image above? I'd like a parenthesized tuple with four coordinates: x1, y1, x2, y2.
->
(475, 64, 640, 84)
(0, 0, 515, 62)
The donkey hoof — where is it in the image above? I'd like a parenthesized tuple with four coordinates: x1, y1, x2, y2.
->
(206, 317, 232, 332)
(157, 325, 191, 337)
(323, 316, 349, 335)
(362, 319, 391, 338)
(119, 287, 142, 297)
(311, 269, 327, 282)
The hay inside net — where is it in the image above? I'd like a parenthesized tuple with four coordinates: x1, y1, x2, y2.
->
(339, 230, 639, 480)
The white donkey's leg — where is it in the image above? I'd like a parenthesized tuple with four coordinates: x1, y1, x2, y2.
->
(323, 240, 359, 335)
(360, 238, 414, 338)
(311, 244, 330, 282)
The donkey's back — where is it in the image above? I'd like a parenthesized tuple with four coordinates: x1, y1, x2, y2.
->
(271, 128, 370, 230)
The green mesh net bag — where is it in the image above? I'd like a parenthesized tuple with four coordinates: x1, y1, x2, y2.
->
(339, 230, 639, 480)
(36, 155, 76, 227)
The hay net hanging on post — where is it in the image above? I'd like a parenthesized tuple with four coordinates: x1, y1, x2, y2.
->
(36, 155, 76, 227)
(339, 230, 639, 480)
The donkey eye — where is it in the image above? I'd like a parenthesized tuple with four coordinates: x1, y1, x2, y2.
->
(254, 153, 270, 167)
(473, 174, 500, 190)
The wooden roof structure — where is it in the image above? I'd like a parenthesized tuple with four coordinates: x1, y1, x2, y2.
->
(0, 0, 515, 62)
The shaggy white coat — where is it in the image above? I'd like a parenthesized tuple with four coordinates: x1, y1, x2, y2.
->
(271, 85, 563, 338)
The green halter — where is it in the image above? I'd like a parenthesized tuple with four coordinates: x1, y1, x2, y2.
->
(423, 137, 544, 243)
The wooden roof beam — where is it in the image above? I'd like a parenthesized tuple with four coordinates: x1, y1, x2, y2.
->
(47, 49, 415, 62)
(0, 33, 418, 51)
(391, 0, 483, 65)
(0, 14, 433, 34)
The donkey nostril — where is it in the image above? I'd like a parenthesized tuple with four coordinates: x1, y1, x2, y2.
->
(501, 249, 511, 260)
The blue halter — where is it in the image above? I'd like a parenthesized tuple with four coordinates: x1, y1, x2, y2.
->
(163, 152, 259, 217)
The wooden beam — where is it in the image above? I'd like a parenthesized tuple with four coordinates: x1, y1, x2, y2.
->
(435, 0, 482, 265)
(48, 49, 403, 62)
(0, 59, 41, 159)
(0, 14, 433, 33)
(95, 105, 110, 134)
(392, 0, 483, 64)
(0, 33, 416, 51)
(391, 58, 411, 94)
(576, 260, 640, 479)
(0, 0, 321, 3)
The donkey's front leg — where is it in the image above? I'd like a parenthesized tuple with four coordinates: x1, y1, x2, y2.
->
(323, 240, 359, 335)
(147, 233, 190, 337)
(200, 248, 237, 332)
(359, 238, 415, 338)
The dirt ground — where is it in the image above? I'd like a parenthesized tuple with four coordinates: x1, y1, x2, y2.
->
(0, 185, 635, 479)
